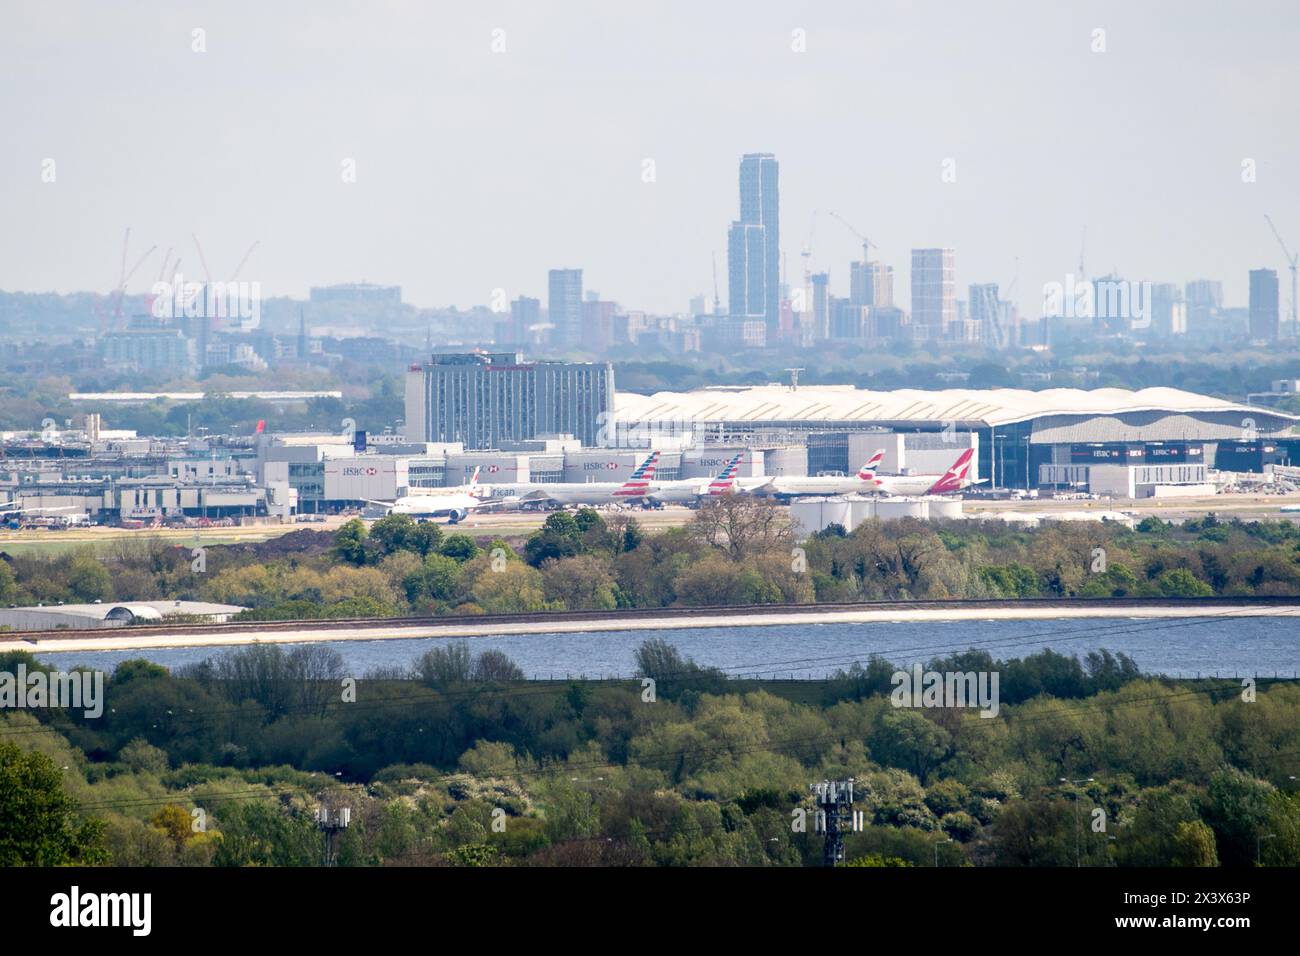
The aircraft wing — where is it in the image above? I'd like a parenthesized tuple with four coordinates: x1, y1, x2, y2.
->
(514, 488, 556, 502)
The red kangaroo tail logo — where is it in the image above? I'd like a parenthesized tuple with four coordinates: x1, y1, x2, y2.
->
(927, 448, 974, 494)
(614, 451, 659, 496)
(707, 454, 744, 495)
(857, 449, 886, 482)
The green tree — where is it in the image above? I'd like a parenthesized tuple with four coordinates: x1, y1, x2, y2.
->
(67, 554, 112, 602)
(334, 518, 370, 565)
(0, 741, 106, 865)
(1156, 567, 1214, 598)
(440, 533, 481, 562)
(1170, 820, 1219, 867)
(368, 513, 416, 556)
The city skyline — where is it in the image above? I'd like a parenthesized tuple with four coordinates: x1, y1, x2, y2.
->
(2, 1, 1297, 316)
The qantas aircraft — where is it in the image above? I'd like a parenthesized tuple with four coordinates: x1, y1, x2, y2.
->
(862, 448, 980, 496)
(509, 451, 661, 506)
(744, 450, 887, 498)
(368, 467, 490, 523)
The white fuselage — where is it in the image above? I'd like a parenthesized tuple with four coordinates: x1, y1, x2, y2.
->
(503, 483, 647, 506)
(387, 491, 482, 518)
(863, 474, 979, 496)
(747, 475, 877, 497)
(643, 479, 711, 503)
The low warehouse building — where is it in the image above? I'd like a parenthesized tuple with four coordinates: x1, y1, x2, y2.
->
(0, 600, 246, 631)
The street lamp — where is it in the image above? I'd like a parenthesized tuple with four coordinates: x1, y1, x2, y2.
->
(1061, 777, 1096, 868)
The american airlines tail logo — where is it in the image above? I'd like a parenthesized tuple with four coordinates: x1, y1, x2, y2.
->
(707, 453, 744, 494)
(927, 449, 974, 494)
(614, 451, 660, 496)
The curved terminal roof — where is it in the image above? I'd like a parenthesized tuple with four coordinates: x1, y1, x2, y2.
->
(614, 386, 1299, 430)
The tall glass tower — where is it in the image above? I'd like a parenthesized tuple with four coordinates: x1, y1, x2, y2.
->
(728, 153, 779, 337)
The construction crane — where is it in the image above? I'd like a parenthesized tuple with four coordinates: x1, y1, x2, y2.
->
(1265, 215, 1298, 337)
(100, 228, 157, 332)
(230, 240, 260, 283)
(823, 209, 877, 264)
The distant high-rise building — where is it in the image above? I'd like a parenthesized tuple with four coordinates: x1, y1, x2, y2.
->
(911, 249, 955, 339)
(850, 261, 894, 309)
(405, 351, 613, 448)
(1185, 279, 1224, 341)
(547, 269, 583, 347)
(727, 153, 779, 338)
(582, 300, 617, 353)
(1249, 269, 1280, 342)
(811, 272, 831, 340)
(969, 283, 1007, 348)
(728, 222, 767, 322)
(828, 298, 867, 340)
(1150, 284, 1187, 337)
(1091, 275, 1142, 335)
(509, 296, 540, 344)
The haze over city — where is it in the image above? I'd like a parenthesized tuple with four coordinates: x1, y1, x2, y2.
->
(2, 0, 1298, 313)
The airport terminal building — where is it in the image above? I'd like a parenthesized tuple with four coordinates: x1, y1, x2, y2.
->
(609, 385, 1300, 492)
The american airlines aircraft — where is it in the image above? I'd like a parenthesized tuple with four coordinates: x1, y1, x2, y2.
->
(744, 450, 887, 498)
(863, 448, 980, 496)
(509, 451, 661, 506)
(643, 453, 745, 504)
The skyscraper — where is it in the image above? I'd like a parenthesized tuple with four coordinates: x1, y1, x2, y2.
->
(727, 153, 779, 339)
(911, 248, 955, 340)
(1150, 284, 1187, 337)
(1249, 269, 1280, 342)
(548, 269, 583, 347)
(851, 261, 894, 309)
(509, 296, 540, 344)
(1185, 279, 1224, 341)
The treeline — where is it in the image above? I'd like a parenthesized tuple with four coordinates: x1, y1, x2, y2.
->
(6, 502, 1300, 617)
(2, 639, 1297, 867)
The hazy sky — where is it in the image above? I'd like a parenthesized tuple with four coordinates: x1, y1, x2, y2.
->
(2, 0, 1297, 316)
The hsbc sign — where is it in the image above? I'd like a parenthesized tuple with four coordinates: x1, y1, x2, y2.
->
(341, 466, 379, 477)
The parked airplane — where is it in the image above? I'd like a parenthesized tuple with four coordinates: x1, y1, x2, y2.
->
(367, 467, 491, 523)
(643, 453, 745, 504)
(510, 451, 661, 506)
(863, 448, 980, 496)
(744, 450, 887, 498)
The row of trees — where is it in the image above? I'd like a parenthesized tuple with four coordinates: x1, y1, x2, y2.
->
(2, 639, 1297, 867)
(4, 504, 1299, 617)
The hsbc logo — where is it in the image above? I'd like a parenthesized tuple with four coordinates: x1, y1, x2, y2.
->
(341, 466, 379, 477)
(583, 462, 620, 470)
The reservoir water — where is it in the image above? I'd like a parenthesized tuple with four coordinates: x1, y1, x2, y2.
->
(33, 614, 1300, 680)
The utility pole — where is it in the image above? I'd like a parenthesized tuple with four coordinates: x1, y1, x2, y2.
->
(1061, 777, 1095, 867)
(811, 778, 864, 867)
(316, 805, 351, 867)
